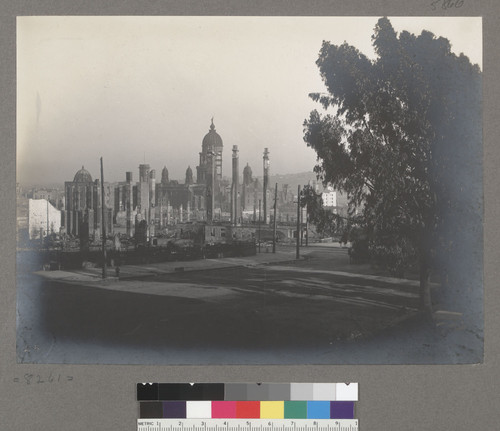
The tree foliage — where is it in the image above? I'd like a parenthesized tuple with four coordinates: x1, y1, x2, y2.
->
(303, 18, 482, 311)
(300, 185, 343, 238)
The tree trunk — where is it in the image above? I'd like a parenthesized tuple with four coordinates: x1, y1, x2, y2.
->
(419, 257, 432, 315)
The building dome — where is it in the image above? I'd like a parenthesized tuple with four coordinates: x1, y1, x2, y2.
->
(202, 118, 223, 151)
(73, 166, 93, 183)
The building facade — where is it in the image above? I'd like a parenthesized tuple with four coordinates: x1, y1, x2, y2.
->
(63, 166, 113, 239)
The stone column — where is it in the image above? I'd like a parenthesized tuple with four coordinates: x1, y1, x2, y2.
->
(263, 148, 270, 224)
(231, 145, 239, 225)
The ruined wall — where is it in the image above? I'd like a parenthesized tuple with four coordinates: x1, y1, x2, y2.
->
(28, 199, 61, 239)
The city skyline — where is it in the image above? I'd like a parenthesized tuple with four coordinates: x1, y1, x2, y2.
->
(17, 16, 481, 185)
(17, 161, 319, 189)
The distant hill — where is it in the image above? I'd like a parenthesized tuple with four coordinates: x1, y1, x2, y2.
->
(267, 171, 323, 192)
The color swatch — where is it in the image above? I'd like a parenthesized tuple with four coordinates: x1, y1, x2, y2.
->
(139, 401, 355, 419)
(138, 383, 357, 401)
(137, 383, 357, 420)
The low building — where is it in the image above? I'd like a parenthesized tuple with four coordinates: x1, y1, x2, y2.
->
(322, 190, 337, 207)
(28, 198, 61, 239)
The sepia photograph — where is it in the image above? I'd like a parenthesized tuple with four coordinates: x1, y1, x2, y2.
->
(16, 15, 483, 365)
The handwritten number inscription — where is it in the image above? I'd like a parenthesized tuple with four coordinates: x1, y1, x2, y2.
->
(24, 374, 33, 385)
(431, 0, 464, 10)
(14, 373, 73, 385)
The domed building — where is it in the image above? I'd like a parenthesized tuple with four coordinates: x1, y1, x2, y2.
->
(202, 118, 223, 150)
(73, 166, 93, 183)
(197, 118, 223, 185)
(196, 119, 227, 222)
(64, 166, 113, 239)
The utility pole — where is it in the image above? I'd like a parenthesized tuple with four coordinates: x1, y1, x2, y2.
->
(100, 157, 107, 279)
(272, 183, 278, 253)
(258, 199, 261, 253)
(300, 199, 304, 246)
(296, 185, 300, 259)
(305, 204, 309, 246)
(263, 148, 269, 224)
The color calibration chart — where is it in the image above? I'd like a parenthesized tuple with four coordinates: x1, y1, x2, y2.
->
(137, 383, 359, 431)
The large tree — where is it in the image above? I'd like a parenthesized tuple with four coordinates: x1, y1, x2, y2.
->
(304, 18, 482, 313)
(300, 184, 342, 239)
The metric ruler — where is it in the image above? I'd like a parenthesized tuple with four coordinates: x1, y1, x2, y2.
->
(137, 419, 359, 431)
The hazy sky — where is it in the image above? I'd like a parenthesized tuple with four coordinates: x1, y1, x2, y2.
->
(17, 16, 482, 186)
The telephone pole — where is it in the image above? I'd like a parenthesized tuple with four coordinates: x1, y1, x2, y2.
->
(272, 183, 278, 253)
(296, 185, 301, 259)
(258, 199, 261, 253)
(100, 157, 107, 279)
(305, 204, 309, 246)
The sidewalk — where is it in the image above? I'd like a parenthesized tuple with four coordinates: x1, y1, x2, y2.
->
(34, 248, 304, 283)
(33, 245, 437, 290)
